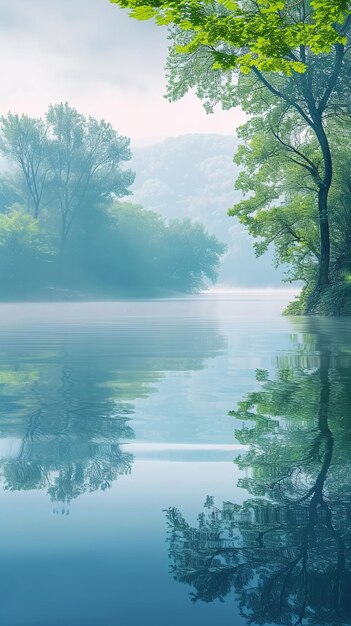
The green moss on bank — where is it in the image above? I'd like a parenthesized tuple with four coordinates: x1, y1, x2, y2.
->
(284, 278, 351, 316)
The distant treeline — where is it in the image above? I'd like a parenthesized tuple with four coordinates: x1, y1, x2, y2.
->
(0, 103, 225, 299)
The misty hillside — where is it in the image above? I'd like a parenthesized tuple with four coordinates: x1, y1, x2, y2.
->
(130, 134, 284, 286)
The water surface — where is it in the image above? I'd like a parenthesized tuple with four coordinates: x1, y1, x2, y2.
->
(0, 292, 350, 626)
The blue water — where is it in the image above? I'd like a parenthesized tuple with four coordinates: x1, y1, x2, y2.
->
(0, 292, 349, 626)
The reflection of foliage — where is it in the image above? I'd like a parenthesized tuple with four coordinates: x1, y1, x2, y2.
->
(3, 404, 134, 504)
(0, 369, 39, 385)
(0, 316, 224, 512)
(0, 365, 136, 512)
(166, 329, 351, 625)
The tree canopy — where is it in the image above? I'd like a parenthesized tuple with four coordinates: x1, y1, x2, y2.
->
(230, 89, 351, 313)
(112, 1, 349, 74)
(112, 0, 351, 314)
(0, 104, 135, 271)
(0, 103, 226, 299)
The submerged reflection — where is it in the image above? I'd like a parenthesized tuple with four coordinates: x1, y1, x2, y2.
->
(0, 313, 224, 510)
(0, 366, 136, 512)
(166, 320, 351, 625)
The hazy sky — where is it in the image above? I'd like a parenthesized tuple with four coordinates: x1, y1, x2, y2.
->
(0, 0, 244, 145)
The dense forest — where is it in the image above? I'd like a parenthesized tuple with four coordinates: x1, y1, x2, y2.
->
(113, 0, 351, 316)
(0, 104, 225, 299)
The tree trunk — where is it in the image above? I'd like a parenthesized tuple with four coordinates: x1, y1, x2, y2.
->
(58, 221, 67, 282)
(318, 187, 331, 287)
(253, 68, 335, 290)
(313, 120, 333, 288)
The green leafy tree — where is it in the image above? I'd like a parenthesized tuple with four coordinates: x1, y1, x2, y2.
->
(111, 0, 351, 300)
(231, 104, 351, 313)
(0, 113, 49, 218)
(0, 104, 135, 274)
(66, 201, 226, 296)
(163, 217, 227, 291)
(0, 206, 52, 295)
(0, 104, 227, 299)
(45, 103, 135, 273)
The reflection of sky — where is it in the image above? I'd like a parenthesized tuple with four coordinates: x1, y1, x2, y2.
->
(131, 292, 298, 446)
(0, 461, 246, 626)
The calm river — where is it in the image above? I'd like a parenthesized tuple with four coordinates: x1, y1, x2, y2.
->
(0, 292, 350, 626)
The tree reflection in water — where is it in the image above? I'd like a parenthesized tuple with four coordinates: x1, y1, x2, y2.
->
(0, 316, 225, 512)
(166, 320, 351, 625)
(0, 364, 137, 513)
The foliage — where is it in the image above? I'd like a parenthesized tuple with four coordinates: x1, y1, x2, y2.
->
(112, 0, 351, 312)
(63, 201, 226, 295)
(45, 103, 135, 268)
(112, 1, 350, 74)
(231, 102, 351, 313)
(230, 98, 320, 283)
(0, 206, 52, 295)
(0, 107, 226, 299)
(0, 104, 135, 271)
(0, 113, 48, 218)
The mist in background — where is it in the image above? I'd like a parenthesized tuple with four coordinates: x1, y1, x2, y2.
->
(0, 0, 283, 298)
